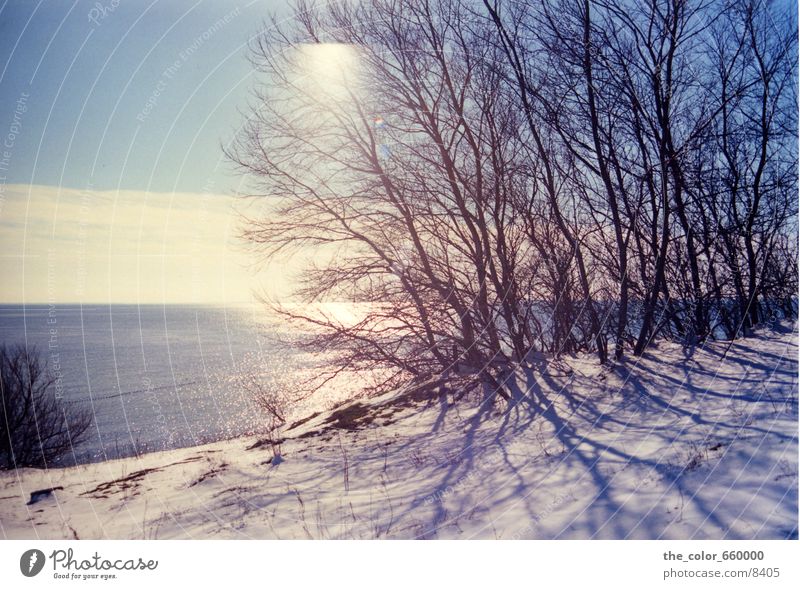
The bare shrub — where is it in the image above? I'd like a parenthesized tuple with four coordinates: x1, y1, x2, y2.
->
(238, 371, 289, 462)
(0, 345, 92, 469)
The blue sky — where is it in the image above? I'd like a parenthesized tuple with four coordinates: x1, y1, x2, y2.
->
(0, 0, 295, 303)
(0, 0, 284, 193)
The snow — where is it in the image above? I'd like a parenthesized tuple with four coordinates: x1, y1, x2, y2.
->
(1, 326, 796, 540)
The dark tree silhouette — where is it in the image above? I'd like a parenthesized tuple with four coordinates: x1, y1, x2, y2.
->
(0, 345, 92, 469)
(230, 0, 796, 404)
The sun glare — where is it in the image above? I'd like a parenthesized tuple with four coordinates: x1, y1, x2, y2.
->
(296, 43, 361, 99)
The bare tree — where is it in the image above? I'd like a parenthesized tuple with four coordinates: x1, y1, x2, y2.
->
(483, 0, 796, 354)
(230, 0, 796, 405)
(703, 0, 798, 334)
(0, 345, 92, 469)
(229, 0, 556, 399)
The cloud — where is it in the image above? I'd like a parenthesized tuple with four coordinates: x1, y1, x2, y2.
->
(0, 184, 283, 304)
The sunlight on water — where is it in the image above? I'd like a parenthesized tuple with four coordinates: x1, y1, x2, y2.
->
(0, 304, 363, 465)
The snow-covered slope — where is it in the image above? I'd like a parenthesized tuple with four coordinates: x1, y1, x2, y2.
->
(1, 327, 796, 539)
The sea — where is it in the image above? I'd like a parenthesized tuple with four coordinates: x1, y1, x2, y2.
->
(0, 304, 302, 465)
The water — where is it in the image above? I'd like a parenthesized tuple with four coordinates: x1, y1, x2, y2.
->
(0, 304, 293, 465)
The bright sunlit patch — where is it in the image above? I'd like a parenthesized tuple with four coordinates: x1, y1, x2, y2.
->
(295, 43, 362, 100)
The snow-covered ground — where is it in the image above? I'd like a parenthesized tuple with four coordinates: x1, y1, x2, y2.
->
(1, 326, 796, 539)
